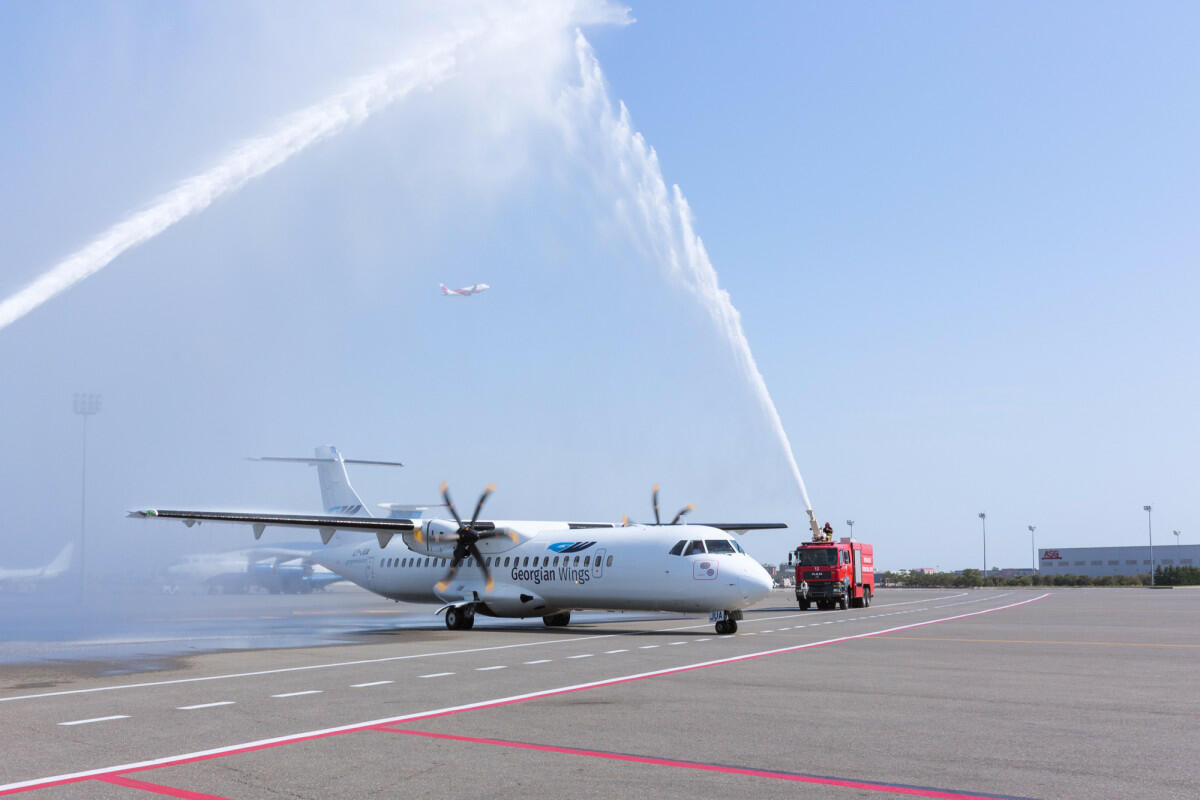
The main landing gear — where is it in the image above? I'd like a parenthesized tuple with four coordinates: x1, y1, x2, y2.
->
(542, 611, 571, 627)
(444, 604, 476, 630)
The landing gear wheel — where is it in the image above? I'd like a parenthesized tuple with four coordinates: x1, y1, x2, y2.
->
(445, 606, 465, 630)
(727, 620, 738, 633)
(542, 611, 571, 627)
(799, 599, 810, 610)
(715, 620, 729, 635)
(462, 605, 476, 630)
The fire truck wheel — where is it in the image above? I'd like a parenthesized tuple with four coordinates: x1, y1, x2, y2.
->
(838, 595, 848, 610)
(862, 589, 871, 607)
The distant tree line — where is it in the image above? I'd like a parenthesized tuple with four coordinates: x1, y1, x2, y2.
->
(878, 566, 1200, 588)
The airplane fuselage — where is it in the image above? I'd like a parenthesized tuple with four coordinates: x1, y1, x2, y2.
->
(314, 521, 773, 619)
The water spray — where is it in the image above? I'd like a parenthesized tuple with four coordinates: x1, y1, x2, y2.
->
(564, 33, 823, 538)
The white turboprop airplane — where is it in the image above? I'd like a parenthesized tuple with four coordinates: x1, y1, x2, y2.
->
(439, 282, 489, 297)
(0, 542, 73, 587)
(130, 453, 782, 634)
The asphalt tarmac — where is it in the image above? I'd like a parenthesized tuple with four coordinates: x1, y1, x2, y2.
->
(0, 587, 1196, 799)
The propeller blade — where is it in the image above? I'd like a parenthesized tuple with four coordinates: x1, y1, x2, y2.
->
(441, 481, 463, 529)
(468, 541, 494, 592)
(468, 484, 495, 530)
(670, 503, 695, 525)
(652, 484, 661, 525)
(621, 513, 629, 527)
(435, 552, 464, 593)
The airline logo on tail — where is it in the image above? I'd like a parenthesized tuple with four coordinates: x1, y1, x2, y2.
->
(440, 282, 489, 297)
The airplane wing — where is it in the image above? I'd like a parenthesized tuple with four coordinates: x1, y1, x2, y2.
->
(127, 508, 455, 548)
(697, 523, 788, 533)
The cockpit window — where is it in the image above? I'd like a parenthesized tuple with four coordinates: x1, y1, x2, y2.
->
(732, 539, 745, 554)
(683, 540, 707, 556)
(669, 540, 686, 556)
(705, 539, 736, 554)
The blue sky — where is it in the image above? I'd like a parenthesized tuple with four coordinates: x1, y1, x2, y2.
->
(1, 1, 1196, 577)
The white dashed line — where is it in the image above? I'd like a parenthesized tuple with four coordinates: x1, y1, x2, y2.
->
(668, 641, 687, 646)
(604, 649, 628, 654)
(351, 681, 393, 688)
(476, 666, 506, 672)
(419, 672, 455, 678)
(58, 715, 129, 726)
(523, 660, 551, 665)
(694, 637, 711, 642)
(638, 645, 659, 649)
(567, 654, 593, 660)
(271, 691, 322, 698)
(176, 701, 235, 710)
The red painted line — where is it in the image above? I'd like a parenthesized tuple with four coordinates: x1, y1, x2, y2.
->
(375, 728, 1038, 800)
(0, 593, 1049, 796)
(96, 774, 234, 800)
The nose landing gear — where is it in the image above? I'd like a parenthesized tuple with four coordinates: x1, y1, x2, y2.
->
(710, 609, 742, 635)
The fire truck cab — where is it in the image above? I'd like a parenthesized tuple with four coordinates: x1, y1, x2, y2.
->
(791, 536, 874, 611)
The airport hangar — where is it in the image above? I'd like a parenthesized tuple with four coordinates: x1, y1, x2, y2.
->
(1039, 543, 1199, 577)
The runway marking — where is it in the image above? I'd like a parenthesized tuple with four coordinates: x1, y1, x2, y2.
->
(668, 641, 687, 646)
(0, 593, 978, 706)
(604, 649, 628, 654)
(57, 715, 129, 726)
(270, 690, 321, 698)
(176, 702, 235, 711)
(638, 645, 658, 649)
(378, 729, 1038, 800)
(522, 660, 551, 665)
(350, 681, 393, 688)
(694, 637, 711, 642)
(0, 594, 1048, 797)
(419, 672, 455, 678)
(567, 654, 593, 660)
(882, 636, 1200, 649)
(476, 666, 507, 671)
(96, 774, 233, 799)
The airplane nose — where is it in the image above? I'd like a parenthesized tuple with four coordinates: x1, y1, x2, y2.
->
(739, 564, 774, 602)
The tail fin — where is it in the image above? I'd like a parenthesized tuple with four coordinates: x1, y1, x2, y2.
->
(43, 543, 74, 578)
(312, 446, 369, 515)
(249, 446, 405, 517)
(440, 283, 451, 295)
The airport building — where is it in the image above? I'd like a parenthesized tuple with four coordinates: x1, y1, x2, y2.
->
(1039, 544, 1200, 577)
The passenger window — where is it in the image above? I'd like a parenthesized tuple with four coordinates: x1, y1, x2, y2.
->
(684, 540, 706, 556)
(705, 540, 735, 554)
(669, 540, 686, 556)
(553, 556, 559, 567)
(583, 556, 590, 567)
(606, 555, 613, 567)
(523, 557, 529, 566)
(504, 556, 511, 567)
(573, 556, 580, 566)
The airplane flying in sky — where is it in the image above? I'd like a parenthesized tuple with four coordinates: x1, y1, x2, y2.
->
(0, 543, 73, 589)
(130, 453, 782, 633)
(439, 282, 489, 297)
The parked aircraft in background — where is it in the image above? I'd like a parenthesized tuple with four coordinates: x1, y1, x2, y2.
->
(131, 469, 784, 633)
(0, 543, 73, 590)
(163, 545, 343, 595)
(439, 282, 489, 297)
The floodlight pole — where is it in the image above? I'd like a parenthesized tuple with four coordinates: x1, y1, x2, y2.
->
(74, 393, 101, 598)
(1028, 525, 1037, 572)
(978, 512, 987, 580)
(1174, 530, 1181, 546)
(846, 519, 855, 539)
(1143, 505, 1154, 586)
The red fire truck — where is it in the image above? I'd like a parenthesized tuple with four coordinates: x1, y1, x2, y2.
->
(790, 531, 874, 610)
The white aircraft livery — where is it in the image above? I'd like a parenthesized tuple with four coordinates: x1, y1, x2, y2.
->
(0, 542, 73, 587)
(130, 455, 782, 634)
(440, 282, 489, 297)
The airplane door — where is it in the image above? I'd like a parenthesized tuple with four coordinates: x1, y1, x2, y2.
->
(592, 548, 606, 579)
(365, 555, 375, 587)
